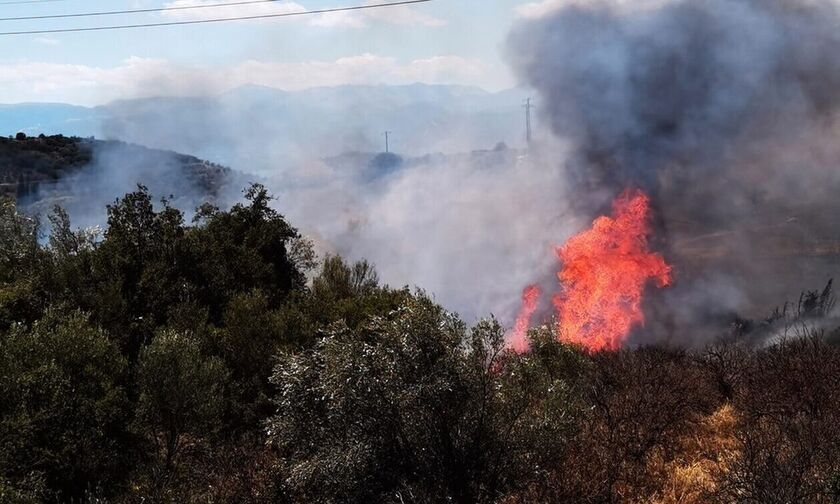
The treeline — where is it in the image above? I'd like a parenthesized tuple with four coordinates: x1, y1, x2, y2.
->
(2, 186, 840, 503)
(0, 135, 93, 198)
(0, 134, 92, 180)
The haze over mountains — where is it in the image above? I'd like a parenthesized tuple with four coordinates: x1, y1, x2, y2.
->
(1, 84, 531, 174)
(0, 84, 544, 324)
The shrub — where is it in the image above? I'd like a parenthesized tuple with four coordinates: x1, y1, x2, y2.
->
(136, 330, 230, 472)
(0, 309, 133, 501)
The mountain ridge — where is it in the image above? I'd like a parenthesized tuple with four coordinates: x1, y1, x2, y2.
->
(0, 84, 532, 171)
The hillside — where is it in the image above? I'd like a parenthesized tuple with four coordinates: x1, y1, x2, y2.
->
(0, 134, 93, 196)
(0, 134, 243, 225)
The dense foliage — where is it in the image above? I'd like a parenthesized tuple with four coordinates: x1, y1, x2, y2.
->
(2, 186, 840, 503)
(0, 134, 92, 193)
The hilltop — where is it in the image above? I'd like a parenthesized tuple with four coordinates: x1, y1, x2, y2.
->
(0, 134, 93, 197)
(0, 134, 244, 227)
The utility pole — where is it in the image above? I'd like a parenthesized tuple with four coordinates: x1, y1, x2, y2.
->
(523, 98, 534, 147)
(384, 131, 391, 153)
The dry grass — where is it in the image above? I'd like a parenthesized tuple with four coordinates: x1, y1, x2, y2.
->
(646, 403, 739, 504)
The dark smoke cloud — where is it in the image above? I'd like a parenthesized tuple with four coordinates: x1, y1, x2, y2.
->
(510, 0, 840, 180)
(509, 0, 840, 344)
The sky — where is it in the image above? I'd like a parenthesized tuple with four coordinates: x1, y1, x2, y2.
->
(0, 0, 564, 105)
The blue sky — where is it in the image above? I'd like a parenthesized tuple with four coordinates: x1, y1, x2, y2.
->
(0, 0, 560, 105)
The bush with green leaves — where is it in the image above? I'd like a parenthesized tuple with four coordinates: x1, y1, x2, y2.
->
(136, 330, 230, 472)
(267, 296, 587, 504)
(0, 308, 133, 502)
(186, 184, 310, 321)
(5, 181, 840, 504)
(0, 197, 48, 330)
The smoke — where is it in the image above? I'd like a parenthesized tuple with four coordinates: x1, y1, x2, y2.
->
(15, 84, 572, 327)
(22, 140, 244, 231)
(97, 85, 528, 173)
(508, 0, 840, 343)
(85, 85, 575, 325)
(274, 145, 581, 324)
(19, 0, 840, 342)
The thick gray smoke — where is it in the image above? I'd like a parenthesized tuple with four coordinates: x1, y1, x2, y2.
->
(509, 0, 840, 343)
(510, 0, 840, 179)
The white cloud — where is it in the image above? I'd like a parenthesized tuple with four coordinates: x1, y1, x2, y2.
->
(515, 0, 567, 18)
(33, 37, 61, 46)
(160, 0, 306, 20)
(515, 0, 669, 18)
(0, 54, 492, 105)
(308, 10, 368, 28)
(391, 55, 486, 82)
(161, 0, 445, 28)
(361, 1, 446, 27)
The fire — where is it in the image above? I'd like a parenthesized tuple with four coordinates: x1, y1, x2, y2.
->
(508, 189, 671, 352)
(554, 189, 671, 351)
(509, 284, 541, 353)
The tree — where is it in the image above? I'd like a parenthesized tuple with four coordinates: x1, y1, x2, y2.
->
(42, 206, 99, 316)
(301, 255, 409, 334)
(215, 289, 288, 429)
(92, 186, 189, 358)
(0, 308, 133, 501)
(0, 197, 47, 330)
(136, 330, 230, 472)
(186, 184, 309, 321)
(267, 296, 586, 504)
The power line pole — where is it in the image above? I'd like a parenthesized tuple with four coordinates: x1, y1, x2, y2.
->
(523, 98, 534, 147)
(384, 131, 391, 153)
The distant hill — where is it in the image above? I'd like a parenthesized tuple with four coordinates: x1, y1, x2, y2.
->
(0, 84, 532, 174)
(0, 134, 93, 196)
(322, 142, 524, 180)
(0, 134, 245, 228)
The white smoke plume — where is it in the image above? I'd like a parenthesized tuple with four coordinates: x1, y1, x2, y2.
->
(273, 144, 582, 324)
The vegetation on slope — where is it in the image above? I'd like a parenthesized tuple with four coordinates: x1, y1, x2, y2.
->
(0, 133, 234, 201)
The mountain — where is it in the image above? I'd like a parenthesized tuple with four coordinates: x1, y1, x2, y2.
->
(0, 84, 532, 174)
(0, 103, 104, 138)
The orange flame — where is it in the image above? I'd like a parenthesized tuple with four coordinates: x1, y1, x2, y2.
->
(554, 189, 671, 351)
(509, 284, 541, 353)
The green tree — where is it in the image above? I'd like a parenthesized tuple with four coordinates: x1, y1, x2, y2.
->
(290, 255, 411, 339)
(186, 184, 310, 321)
(92, 186, 189, 358)
(267, 296, 585, 504)
(214, 290, 288, 429)
(136, 330, 230, 472)
(0, 308, 133, 501)
(0, 197, 48, 329)
(43, 206, 99, 314)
